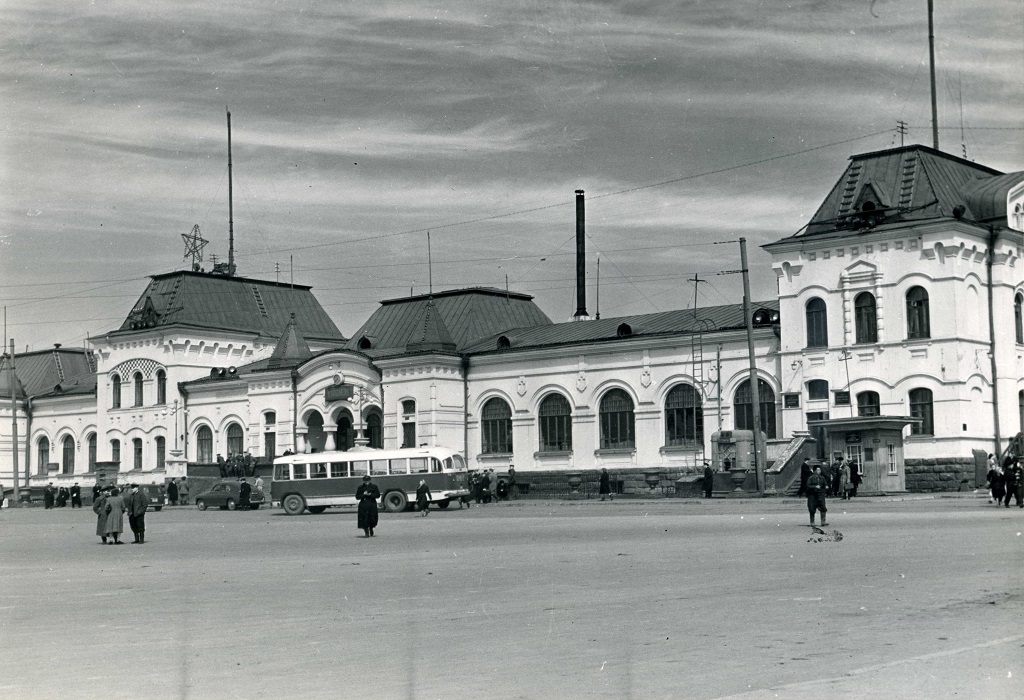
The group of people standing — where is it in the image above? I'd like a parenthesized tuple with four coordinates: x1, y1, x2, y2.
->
(163, 477, 190, 506)
(468, 467, 516, 505)
(986, 454, 1024, 508)
(92, 484, 149, 545)
(43, 483, 83, 509)
(798, 456, 861, 500)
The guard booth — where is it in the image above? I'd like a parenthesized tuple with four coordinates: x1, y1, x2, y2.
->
(806, 416, 919, 495)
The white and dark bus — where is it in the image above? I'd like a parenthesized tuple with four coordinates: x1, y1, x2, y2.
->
(270, 447, 470, 515)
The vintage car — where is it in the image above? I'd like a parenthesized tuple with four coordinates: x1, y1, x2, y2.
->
(194, 480, 265, 511)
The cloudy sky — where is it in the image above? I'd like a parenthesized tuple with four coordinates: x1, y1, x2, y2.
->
(1, 0, 1020, 352)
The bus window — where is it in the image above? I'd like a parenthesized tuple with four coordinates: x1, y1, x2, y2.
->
(311, 463, 327, 479)
(351, 461, 369, 477)
(451, 454, 467, 471)
(293, 464, 308, 480)
(388, 459, 409, 475)
(330, 462, 347, 478)
(430, 458, 443, 473)
(370, 459, 388, 476)
(274, 464, 290, 481)
(410, 457, 428, 473)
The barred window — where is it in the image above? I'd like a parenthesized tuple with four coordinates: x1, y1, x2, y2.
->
(805, 297, 828, 348)
(909, 388, 934, 435)
(665, 383, 703, 447)
(539, 393, 572, 452)
(906, 286, 930, 339)
(481, 398, 512, 454)
(600, 389, 635, 450)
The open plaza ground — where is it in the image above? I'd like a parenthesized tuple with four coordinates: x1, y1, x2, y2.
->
(0, 494, 1021, 700)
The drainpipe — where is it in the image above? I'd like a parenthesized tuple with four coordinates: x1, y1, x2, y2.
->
(986, 225, 1002, 455)
(177, 383, 189, 461)
(22, 396, 34, 497)
(290, 369, 299, 453)
(461, 356, 470, 462)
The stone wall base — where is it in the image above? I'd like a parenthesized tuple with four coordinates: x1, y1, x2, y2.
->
(904, 457, 977, 493)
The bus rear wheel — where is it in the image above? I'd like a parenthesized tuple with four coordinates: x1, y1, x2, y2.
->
(383, 490, 408, 513)
(282, 494, 306, 516)
(436, 499, 450, 509)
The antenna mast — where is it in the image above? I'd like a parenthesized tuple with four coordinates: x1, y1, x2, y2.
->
(427, 231, 433, 296)
(227, 107, 235, 275)
(927, 0, 939, 150)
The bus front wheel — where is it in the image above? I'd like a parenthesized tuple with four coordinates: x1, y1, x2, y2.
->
(282, 494, 306, 516)
(383, 490, 408, 513)
(436, 499, 450, 509)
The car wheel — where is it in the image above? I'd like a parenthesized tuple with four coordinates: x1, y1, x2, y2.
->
(196, 499, 207, 511)
(282, 494, 305, 516)
(249, 504, 260, 510)
(154, 506, 162, 512)
(436, 499, 450, 510)
(227, 499, 236, 511)
(307, 506, 327, 514)
(383, 490, 408, 513)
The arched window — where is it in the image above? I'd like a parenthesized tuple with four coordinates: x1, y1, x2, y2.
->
(909, 388, 933, 436)
(733, 379, 777, 438)
(600, 389, 635, 450)
(62, 435, 75, 474)
(111, 374, 121, 409)
(539, 393, 572, 452)
(156, 370, 167, 405)
(854, 292, 878, 344)
(1016, 292, 1023, 344)
(365, 411, 383, 449)
(87, 433, 97, 471)
(133, 372, 144, 407)
(665, 383, 703, 447)
(401, 400, 416, 449)
(906, 286, 930, 339)
(155, 436, 166, 470)
(196, 426, 213, 464)
(805, 297, 828, 348)
(807, 379, 829, 401)
(481, 398, 512, 454)
(226, 423, 244, 457)
(132, 438, 143, 470)
(37, 437, 50, 475)
(110, 439, 120, 465)
(856, 391, 880, 417)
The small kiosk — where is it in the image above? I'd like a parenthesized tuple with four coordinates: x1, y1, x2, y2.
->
(806, 416, 920, 495)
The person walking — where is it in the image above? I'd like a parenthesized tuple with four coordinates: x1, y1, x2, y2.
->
(178, 477, 189, 507)
(70, 482, 82, 508)
(988, 459, 1005, 506)
(44, 483, 55, 509)
(416, 479, 432, 516)
(238, 478, 252, 510)
(702, 463, 714, 499)
(599, 468, 614, 501)
(806, 465, 829, 527)
(507, 466, 517, 500)
(1005, 459, 1024, 508)
(839, 460, 851, 500)
(849, 464, 862, 497)
(355, 475, 380, 537)
(104, 487, 126, 545)
(165, 478, 178, 506)
(797, 458, 812, 497)
(126, 484, 148, 544)
(93, 486, 111, 544)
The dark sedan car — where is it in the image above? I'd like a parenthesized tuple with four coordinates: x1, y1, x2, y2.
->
(194, 481, 265, 511)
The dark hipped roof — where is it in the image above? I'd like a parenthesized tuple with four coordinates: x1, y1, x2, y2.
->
(461, 300, 780, 354)
(0, 347, 97, 399)
(791, 145, 1008, 239)
(346, 288, 553, 358)
(114, 270, 345, 344)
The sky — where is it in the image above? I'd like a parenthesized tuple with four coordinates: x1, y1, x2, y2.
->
(1, 0, 1021, 353)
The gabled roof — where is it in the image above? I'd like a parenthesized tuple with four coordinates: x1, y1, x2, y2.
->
(346, 287, 552, 358)
(114, 270, 345, 344)
(461, 300, 780, 354)
(790, 145, 1006, 239)
(0, 347, 97, 399)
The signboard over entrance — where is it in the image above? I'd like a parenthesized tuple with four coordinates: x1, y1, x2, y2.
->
(325, 384, 354, 402)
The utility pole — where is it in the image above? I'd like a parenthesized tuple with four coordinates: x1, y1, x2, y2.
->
(8, 340, 20, 504)
(896, 120, 908, 147)
(740, 239, 765, 495)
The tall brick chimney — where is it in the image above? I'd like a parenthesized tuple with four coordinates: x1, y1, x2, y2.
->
(573, 189, 589, 321)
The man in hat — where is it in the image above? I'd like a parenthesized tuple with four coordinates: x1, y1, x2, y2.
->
(126, 484, 149, 544)
(44, 482, 55, 509)
(178, 477, 189, 506)
(238, 477, 252, 510)
(703, 462, 715, 499)
(355, 474, 380, 537)
(806, 465, 829, 527)
(70, 482, 82, 508)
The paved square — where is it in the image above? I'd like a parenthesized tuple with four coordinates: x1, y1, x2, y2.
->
(1, 497, 1021, 699)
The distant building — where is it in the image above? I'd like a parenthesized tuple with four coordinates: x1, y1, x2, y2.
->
(1, 145, 1021, 495)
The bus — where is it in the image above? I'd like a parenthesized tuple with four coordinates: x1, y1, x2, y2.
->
(270, 446, 470, 515)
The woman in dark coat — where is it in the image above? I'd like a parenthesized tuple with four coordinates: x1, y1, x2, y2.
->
(355, 475, 380, 537)
(104, 487, 126, 544)
(93, 487, 110, 544)
(166, 478, 178, 506)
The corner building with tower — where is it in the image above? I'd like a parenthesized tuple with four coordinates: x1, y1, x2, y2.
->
(1, 145, 1022, 499)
